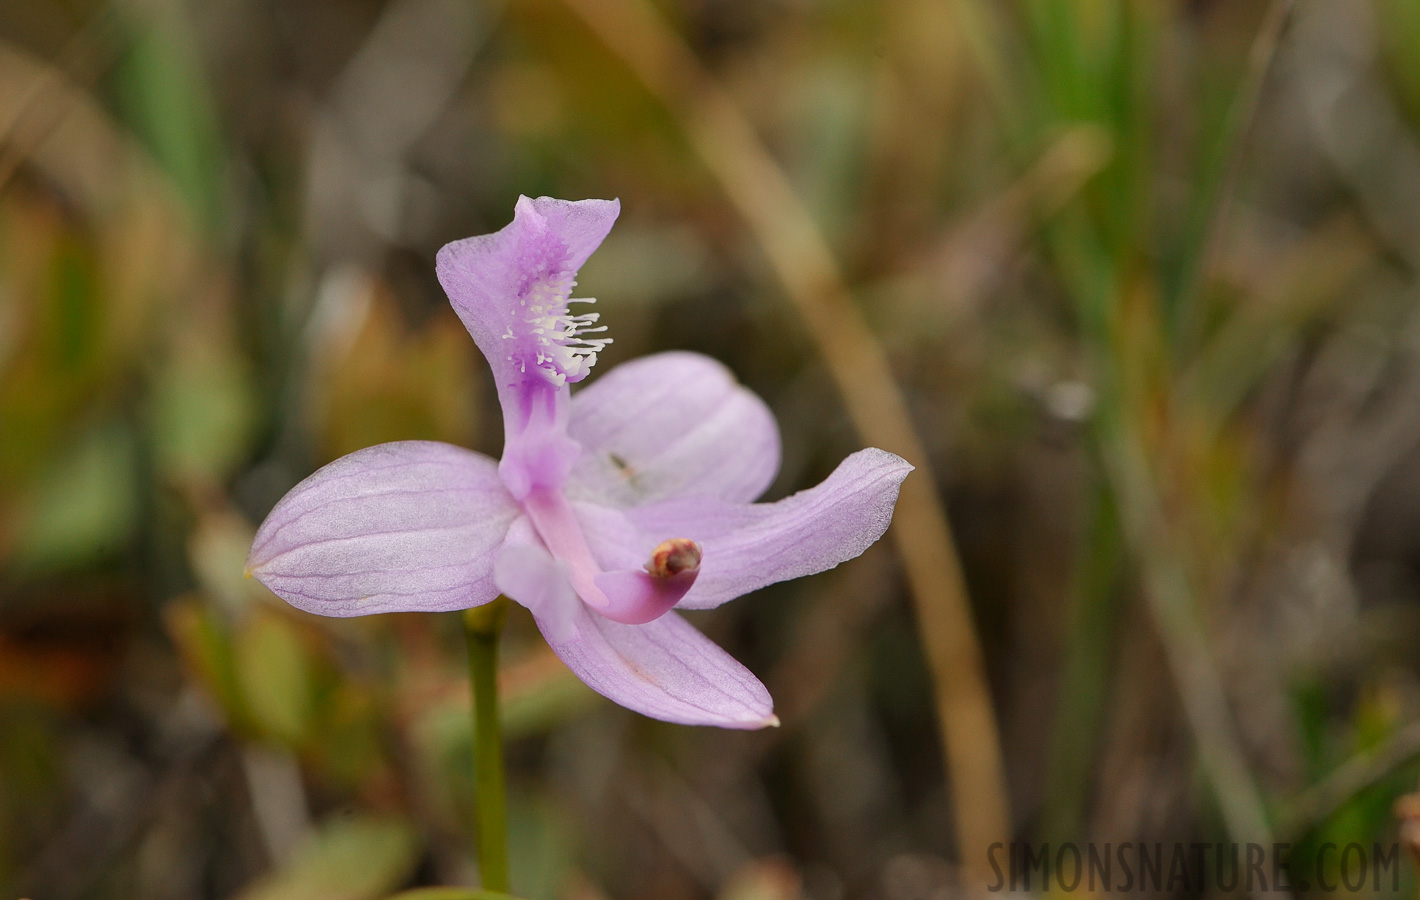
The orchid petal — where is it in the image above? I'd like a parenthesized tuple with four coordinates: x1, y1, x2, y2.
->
(624, 448, 912, 609)
(247, 441, 518, 616)
(437, 196, 619, 497)
(518, 490, 696, 624)
(493, 518, 581, 643)
(540, 605, 777, 728)
(566, 351, 781, 505)
(436, 195, 620, 395)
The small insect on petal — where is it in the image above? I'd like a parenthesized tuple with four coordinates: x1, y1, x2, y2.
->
(645, 538, 701, 578)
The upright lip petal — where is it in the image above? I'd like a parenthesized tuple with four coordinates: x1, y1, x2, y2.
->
(540, 603, 778, 728)
(624, 448, 913, 609)
(247, 441, 519, 616)
(437, 196, 620, 498)
(566, 351, 781, 506)
(435, 195, 620, 396)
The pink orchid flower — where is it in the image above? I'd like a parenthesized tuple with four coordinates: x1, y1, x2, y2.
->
(247, 196, 911, 728)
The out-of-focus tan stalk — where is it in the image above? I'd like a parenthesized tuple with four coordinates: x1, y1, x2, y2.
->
(552, 0, 1010, 882)
(0, 9, 117, 195)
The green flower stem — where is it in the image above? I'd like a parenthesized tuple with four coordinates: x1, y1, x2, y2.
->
(463, 597, 510, 894)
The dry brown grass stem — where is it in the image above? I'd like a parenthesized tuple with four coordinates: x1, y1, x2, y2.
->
(552, 0, 1010, 882)
(0, 9, 117, 196)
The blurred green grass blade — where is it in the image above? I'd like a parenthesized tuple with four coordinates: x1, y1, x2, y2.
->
(386, 889, 525, 900)
(0, 225, 109, 491)
(52, 233, 99, 369)
(238, 815, 420, 900)
(950, 0, 1031, 147)
(1032, 0, 1154, 262)
(166, 598, 255, 735)
(1021, 0, 1085, 118)
(1019, 0, 1130, 121)
(1095, 2, 1156, 262)
(304, 683, 386, 789)
(1005, 0, 1153, 326)
(790, 61, 871, 241)
(10, 421, 137, 571)
(235, 612, 316, 748)
(151, 337, 259, 485)
(1161, 1, 1292, 351)
(1042, 204, 1116, 343)
(113, 2, 226, 236)
(1041, 475, 1123, 843)
(1372, 0, 1420, 128)
(505, 792, 573, 900)
(416, 663, 598, 778)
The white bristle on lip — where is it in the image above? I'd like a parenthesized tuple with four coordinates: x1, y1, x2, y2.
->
(504, 270, 612, 386)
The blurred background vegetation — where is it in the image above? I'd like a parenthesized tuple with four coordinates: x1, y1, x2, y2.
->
(5, 0, 1420, 897)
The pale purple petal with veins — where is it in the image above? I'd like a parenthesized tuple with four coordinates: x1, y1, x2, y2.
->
(543, 600, 777, 728)
(247, 441, 519, 616)
(494, 501, 771, 725)
(494, 519, 582, 643)
(618, 448, 913, 609)
(566, 351, 781, 506)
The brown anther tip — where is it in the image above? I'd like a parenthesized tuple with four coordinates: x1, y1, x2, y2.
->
(645, 538, 701, 578)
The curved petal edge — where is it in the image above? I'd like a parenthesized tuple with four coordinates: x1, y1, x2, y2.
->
(540, 606, 778, 729)
(627, 447, 913, 609)
(567, 351, 781, 505)
(248, 441, 519, 617)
